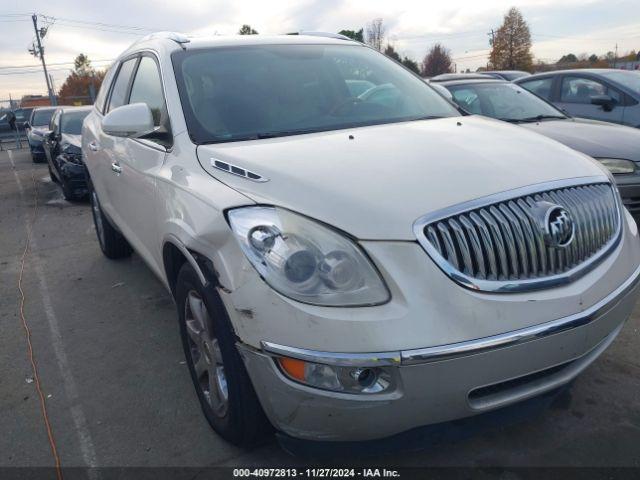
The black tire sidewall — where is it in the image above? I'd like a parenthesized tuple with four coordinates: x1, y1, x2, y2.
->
(175, 263, 270, 446)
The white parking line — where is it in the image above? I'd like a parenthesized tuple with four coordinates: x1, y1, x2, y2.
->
(9, 150, 99, 475)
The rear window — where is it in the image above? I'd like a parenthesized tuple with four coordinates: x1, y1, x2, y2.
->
(600, 71, 640, 92)
(61, 110, 91, 135)
(31, 109, 55, 126)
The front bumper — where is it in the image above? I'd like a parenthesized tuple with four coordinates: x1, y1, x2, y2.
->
(55, 155, 88, 197)
(238, 263, 640, 442)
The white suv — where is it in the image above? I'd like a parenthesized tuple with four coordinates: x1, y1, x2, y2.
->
(82, 32, 640, 447)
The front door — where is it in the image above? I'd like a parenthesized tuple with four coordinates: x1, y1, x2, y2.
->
(107, 54, 171, 272)
(556, 75, 624, 124)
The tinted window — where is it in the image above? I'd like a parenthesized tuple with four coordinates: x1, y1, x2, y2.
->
(560, 76, 621, 104)
(599, 71, 640, 93)
(32, 109, 55, 126)
(172, 44, 459, 144)
(447, 83, 565, 121)
(129, 56, 165, 126)
(94, 65, 117, 114)
(107, 58, 138, 112)
(61, 110, 90, 135)
(519, 77, 553, 100)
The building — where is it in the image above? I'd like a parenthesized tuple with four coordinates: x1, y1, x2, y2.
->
(20, 95, 54, 107)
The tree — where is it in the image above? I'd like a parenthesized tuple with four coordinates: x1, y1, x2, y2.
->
(238, 24, 258, 35)
(59, 69, 106, 106)
(489, 7, 533, 71)
(338, 29, 363, 42)
(589, 54, 599, 63)
(558, 53, 578, 64)
(365, 18, 385, 51)
(384, 44, 402, 62)
(73, 53, 94, 77)
(402, 57, 420, 74)
(422, 43, 453, 77)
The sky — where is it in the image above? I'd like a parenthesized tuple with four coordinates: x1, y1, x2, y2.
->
(1, 0, 639, 101)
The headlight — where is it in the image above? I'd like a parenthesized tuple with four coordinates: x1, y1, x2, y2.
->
(597, 158, 636, 174)
(31, 131, 43, 140)
(227, 206, 390, 306)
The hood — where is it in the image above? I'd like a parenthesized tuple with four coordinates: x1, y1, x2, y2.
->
(196, 115, 607, 240)
(61, 133, 81, 148)
(520, 118, 640, 162)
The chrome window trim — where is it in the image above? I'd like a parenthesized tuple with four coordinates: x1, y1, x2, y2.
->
(412, 176, 622, 293)
(260, 262, 640, 366)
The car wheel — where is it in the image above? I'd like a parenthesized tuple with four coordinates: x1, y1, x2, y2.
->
(176, 262, 271, 447)
(48, 164, 57, 183)
(89, 185, 132, 259)
(32, 152, 43, 163)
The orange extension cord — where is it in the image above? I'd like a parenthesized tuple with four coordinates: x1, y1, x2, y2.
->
(17, 167, 63, 480)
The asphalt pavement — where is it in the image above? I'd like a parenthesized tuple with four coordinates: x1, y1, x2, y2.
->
(1, 147, 640, 474)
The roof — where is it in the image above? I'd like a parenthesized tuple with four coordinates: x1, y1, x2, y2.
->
(58, 105, 93, 114)
(518, 68, 631, 80)
(430, 73, 494, 82)
(435, 78, 506, 87)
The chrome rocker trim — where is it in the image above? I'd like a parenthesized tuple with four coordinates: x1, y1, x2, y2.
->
(261, 263, 640, 366)
(412, 176, 622, 293)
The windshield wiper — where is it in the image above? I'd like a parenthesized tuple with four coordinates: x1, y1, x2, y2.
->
(255, 129, 323, 139)
(499, 114, 566, 123)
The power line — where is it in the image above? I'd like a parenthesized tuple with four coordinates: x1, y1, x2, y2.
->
(0, 59, 114, 71)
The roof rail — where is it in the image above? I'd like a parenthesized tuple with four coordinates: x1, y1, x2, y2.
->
(287, 31, 354, 41)
(136, 31, 191, 46)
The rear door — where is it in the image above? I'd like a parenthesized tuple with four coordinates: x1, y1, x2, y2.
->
(555, 74, 624, 124)
(107, 53, 171, 270)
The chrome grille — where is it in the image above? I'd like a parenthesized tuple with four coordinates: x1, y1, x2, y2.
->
(415, 179, 621, 292)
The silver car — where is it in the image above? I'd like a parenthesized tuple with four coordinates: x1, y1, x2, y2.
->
(516, 69, 640, 128)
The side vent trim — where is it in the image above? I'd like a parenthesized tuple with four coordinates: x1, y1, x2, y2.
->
(210, 159, 269, 183)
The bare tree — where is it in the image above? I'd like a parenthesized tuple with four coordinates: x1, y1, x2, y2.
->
(365, 18, 385, 51)
(422, 43, 453, 77)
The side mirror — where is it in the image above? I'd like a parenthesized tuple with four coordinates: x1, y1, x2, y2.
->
(102, 103, 155, 138)
(590, 94, 616, 111)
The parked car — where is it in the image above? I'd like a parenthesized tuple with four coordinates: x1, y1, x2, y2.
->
(25, 107, 57, 162)
(43, 106, 92, 201)
(430, 73, 493, 82)
(83, 32, 640, 447)
(482, 70, 531, 81)
(13, 107, 33, 127)
(516, 69, 640, 128)
(437, 78, 640, 219)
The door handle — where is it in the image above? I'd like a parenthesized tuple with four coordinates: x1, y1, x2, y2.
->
(111, 162, 122, 175)
(88, 141, 100, 152)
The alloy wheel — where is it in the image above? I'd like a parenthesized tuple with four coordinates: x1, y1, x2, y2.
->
(184, 290, 229, 417)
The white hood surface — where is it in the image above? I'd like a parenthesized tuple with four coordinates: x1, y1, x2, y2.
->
(197, 115, 606, 240)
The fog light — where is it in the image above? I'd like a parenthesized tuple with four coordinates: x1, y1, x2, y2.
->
(276, 357, 393, 394)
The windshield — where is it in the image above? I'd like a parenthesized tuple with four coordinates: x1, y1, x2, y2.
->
(446, 82, 565, 122)
(32, 109, 55, 126)
(61, 110, 90, 135)
(600, 70, 640, 92)
(172, 44, 459, 143)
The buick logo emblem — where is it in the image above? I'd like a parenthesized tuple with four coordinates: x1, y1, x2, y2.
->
(536, 202, 575, 248)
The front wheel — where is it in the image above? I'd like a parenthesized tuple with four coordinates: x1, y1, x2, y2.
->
(176, 263, 271, 447)
(89, 185, 132, 259)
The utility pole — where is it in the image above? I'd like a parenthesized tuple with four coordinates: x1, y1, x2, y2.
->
(29, 14, 56, 106)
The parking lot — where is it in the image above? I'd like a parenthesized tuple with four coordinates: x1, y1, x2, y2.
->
(2, 146, 640, 471)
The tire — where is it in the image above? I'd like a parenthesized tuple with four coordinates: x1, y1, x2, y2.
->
(32, 152, 43, 164)
(48, 164, 57, 183)
(176, 262, 271, 447)
(61, 178, 83, 202)
(89, 184, 132, 259)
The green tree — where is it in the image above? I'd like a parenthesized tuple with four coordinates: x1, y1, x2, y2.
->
(401, 57, 420, 74)
(338, 29, 363, 42)
(74, 53, 94, 77)
(384, 44, 402, 62)
(238, 24, 258, 35)
(558, 53, 578, 64)
(422, 43, 453, 77)
(489, 7, 533, 71)
(588, 54, 599, 63)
